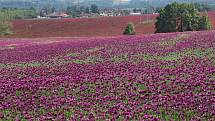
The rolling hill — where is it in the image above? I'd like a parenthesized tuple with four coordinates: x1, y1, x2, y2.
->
(5, 14, 157, 38)
(3, 11, 215, 38)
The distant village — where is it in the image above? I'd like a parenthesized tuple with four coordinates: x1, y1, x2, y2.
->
(37, 5, 158, 19)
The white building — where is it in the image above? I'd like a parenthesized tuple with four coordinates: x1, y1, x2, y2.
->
(130, 12, 142, 16)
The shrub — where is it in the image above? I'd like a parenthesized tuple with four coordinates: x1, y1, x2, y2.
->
(123, 23, 135, 35)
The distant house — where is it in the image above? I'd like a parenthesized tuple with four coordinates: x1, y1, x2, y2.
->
(45, 12, 69, 18)
(99, 12, 114, 17)
(130, 12, 142, 16)
(37, 16, 48, 19)
(79, 13, 91, 18)
(79, 13, 100, 18)
(100, 13, 108, 16)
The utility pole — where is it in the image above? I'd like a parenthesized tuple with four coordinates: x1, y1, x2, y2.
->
(32, 0, 40, 14)
(77, 0, 80, 11)
(37, 0, 39, 13)
(146, 0, 149, 22)
(89, 0, 96, 12)
(137, 0, 142, 24)
(120, 0, 122, 16)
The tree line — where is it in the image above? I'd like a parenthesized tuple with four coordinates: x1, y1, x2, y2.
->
(66, 4, 99, 18)
(0, 8, 37, 20)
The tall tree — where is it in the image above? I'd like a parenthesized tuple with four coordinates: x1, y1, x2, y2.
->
(66, 6, 80, 18)
(91, 4, 99, 13)
(40, 5, 54, 16)
(85, 7, 90, 14)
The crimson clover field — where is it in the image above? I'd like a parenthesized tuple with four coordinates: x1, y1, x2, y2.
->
(0, 31, 214, 120)
(3, 11, 215, 39)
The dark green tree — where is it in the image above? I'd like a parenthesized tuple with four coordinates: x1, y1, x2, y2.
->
(123, 23, 135, 35)
(91, 4, 99, 13)
(66, 6, 80, 18)
(51, 7, 56, 13)
(85, 7, 90, 14)
(133, 8, 138, 13)
(80, 6, 86, 13)
(155, 2, 211, 33)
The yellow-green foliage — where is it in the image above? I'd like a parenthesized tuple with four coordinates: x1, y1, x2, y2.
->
(0, 8, 37, 20)
(123, 23, 136, 35)
(0, 20, 12, 36)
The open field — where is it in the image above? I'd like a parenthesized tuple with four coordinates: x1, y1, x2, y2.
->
(208, 11, 215, 28)
(5, 14, 157, 38)
(2, 11, 215, 38)
(0, 30, 214, 120)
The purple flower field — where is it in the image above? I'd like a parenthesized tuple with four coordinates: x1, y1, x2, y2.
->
(0, 31, 214, 120)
